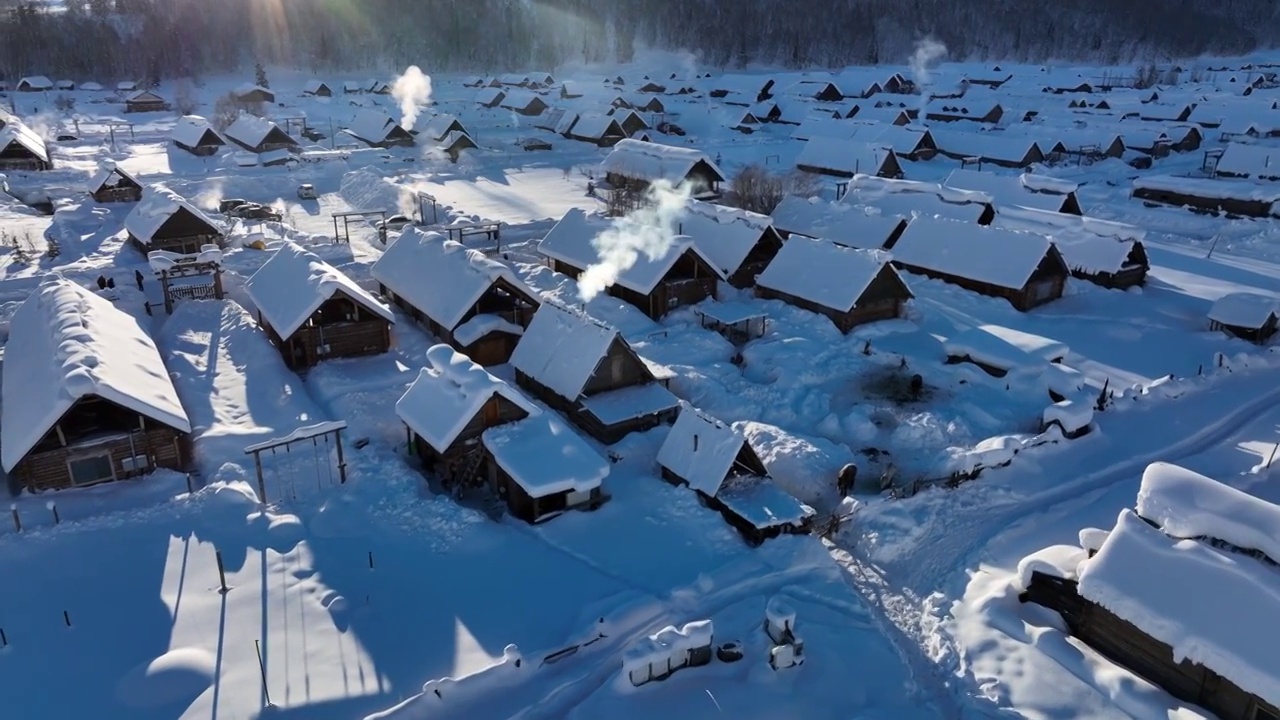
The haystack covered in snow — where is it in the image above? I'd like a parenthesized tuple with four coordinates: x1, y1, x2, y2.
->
(373, 229, 540, 365)
(756, 237, 912, 333)
(0, 121, 50, 171)
(887, 216, 1070, 311)
(397, 345, 607, 523)
(345, 109, 414, 148)
(123, 89, 168, 113)
(87, 162, 142, 203)
(1021, 462, 1280, 720)
(679, 199, 783, 287)
(2, 278, 191, 492)
(538, 208, 726, 319)
(600, 139, 726, 199)
(772, 195, 908, 250)
(171, 115, 225, 156)
(944, 168, 1083, 214)
(245, 241, 393, 369)
(658, 406, 814, 545)
(838, 174, 997, 225)
(124, 186, 225, 254)
(224, 114, 298, 154)
(795, 137, 904, 179)
(1208, 292, 1279, 344)
(510, 301, 678, 444)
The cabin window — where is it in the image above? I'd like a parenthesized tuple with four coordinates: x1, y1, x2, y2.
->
(67, 452, 115, 486)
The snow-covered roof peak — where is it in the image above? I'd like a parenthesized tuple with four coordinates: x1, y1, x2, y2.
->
(124, 185, 223, 244)
(245, 241, 393, 339)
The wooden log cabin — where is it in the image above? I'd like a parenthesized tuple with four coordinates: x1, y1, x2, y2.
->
(1021, 463, 1280, 720)
(2, 279, 192, 493)
(539, 208, 725, 319)
(372, 229, 541, 366)
(0, 122, 51, 171)
(171, 115, 226, 156)
(123, 90, 169, 113)
(396, 345, 609, 523)
(656, 405, 814, 546)
(678, 199, 784, 288)
(755, 236, 913, 333)
(599, 138, 727, 201)
(245, 241, 394, 370)
(87, 162, 143, 203)
(886, 216, 1070, 312)
(124, 186, 227, 254)
(993, 207, 1151, 290)
(224, 114, 299, 154)
(510, 302, 679, 444)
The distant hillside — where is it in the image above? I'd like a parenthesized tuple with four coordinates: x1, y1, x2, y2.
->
(0, 0, 1275, 79)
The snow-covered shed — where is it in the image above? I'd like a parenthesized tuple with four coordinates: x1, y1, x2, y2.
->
(600, 139, 726, 199)
(538, 208, 725, 319)
(245, 241, 393, 369)
(657, 406, 814, 545)
(302, 80, 333, 97)
(2, 278, 192, 493)
(124, 186, 225, 254)
(55, 79, 75, 91)
(1207, 292, 1279, 344)
(994, 206, 1150, 289)
(795, 137, 904, 179)
(932, 129, 1046, 169)
(475, 87, 505, 108)
(416, 113, 468, 143)
(171, 115, 225, 156)
(16, 75, 52, 92)
(437, 130, 477, 163)
(709, 74, 776, 104)
(887, 216, 1070, 311)
(845, 104, 912, 126)
(87, 161, 142, 203)
(510, 301, 678, 444)
(771, 195, 908, 250)
(678, 199, 783, 288)
(0, 121, 50, 171)
(944, 168, 1083, 214)
(924, 99, 1004, 124)
(233, 83, 275, 104)
(499, 91, 549, 117)
(1131, 175, 1280, 218)
(224, 114, 298, 154)
(756, 237, 912, 333)
(1214, 143, 1280, 181)
(482, 411, 609, 523)
(782, 79, 844, 102)
(566, 113, 627, 147)
(372, 229, 541, 365)
(344, 109, 414, 148)
(611, 107, 651, 137)
(838, 174, 997, 226)
(1021, 462, 1280, 720)
(123, 89, 168, 113)
(792, 119, 935, 160)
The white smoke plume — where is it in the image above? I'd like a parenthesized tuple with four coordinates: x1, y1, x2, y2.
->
(908, 36, 948, 99)
(391, 65, 433, 131)
(578, 181, 691, 302)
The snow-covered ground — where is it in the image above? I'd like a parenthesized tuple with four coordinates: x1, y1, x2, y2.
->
(3, 52, 1280, 720)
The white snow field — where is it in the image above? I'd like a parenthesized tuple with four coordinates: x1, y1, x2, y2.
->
(3, 52, 1280, 720)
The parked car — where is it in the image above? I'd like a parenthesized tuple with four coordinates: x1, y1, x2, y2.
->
(230, 203, 282, 222)
(219, 198, 249, 214)
(374, 214, 413, 233)
(297, 183, 316, 200)
(657, 121, 686, 136)
(520, 137, 552, 151)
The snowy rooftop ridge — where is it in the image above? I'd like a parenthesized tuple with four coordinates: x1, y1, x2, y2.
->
(599, 138, 726, 186)
(657, 404, 754, 496)
(124, 185, 224, 244)
(678, 199, 774, 276)
(1136, 462, 1280, 564)
(244, 241, 392, 339)
(346, 108, 403, 143)
(1, 277, 191, 472)
(172, 115, 221, 148)
(225, 113, 292, 149)
(509, 300, 620, 401)
(0, 121, 49, 163)
(483, 413, 608, 498)
(944, 168, 1077, 212)
(371, 228, 535, 331)
(845, 173, 994, 206)
(756, 235, 900, 312)
(771, 195, 906, 250)
(1208, 292, 1279, 329)
(889, 216, 1058, 290)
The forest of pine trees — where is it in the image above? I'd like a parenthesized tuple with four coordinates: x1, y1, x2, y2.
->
(0, 0, 1276, 82)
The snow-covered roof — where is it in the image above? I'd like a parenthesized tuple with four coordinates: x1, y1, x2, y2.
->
(509, 301, 620, 400)
(244, 241, 393, 339)
(303, 80, 330, 94)
(18, 75, 52, 90)
(1078, 508, 1280, 709)
(657, 405, 755, 496)
(932, 129, 1040, 164)
(417, 113, 466, 141)
(0, 122, 49, 163)
(718, 475, 815, 529)
(925, 98, 1002, 118)
(890, 216, 1058, 290)
(396, 344, 538, 452)
(225, 114, 294, 149)
(80, 81, 104, 91)
(234, 83, 272, 98)
(346, 109, 404, 144)
(795, 137, 894, 177)
(757, 236, 900, 312)
(147, 245, 223, 274)
(537, 208, 724, 295)
(943, 327, 1038, 372)
(1137, 462, 1280, 564)
(847, 104, 912, 125)
(1, 278, 191, 472)
(116, 81, 138, 91)
(124, 186, 223, 244)
(953, 324, 1069, 365)
(599, 139, 726, 186)
(995, 205, 1145, 242)
(772, 195, 905, 250)
(483, 413, 608, 498)
(568, 113, 624, 141)
(579, 382, 678, 425)
(87, 162, 140, 194)
(1215, 142, 1280, 180)
(171, 115, 222, 148)
(500, 90, 543, 112)
(124, 89, 164, 104)
(1208, 292, 1278, 329)
(1133, 175, 1280, 203)
(371, 228, 534, 331)
(944, 168, 1077, 212)
(679, 199, 775, 276)
(475, 87, 504, 105)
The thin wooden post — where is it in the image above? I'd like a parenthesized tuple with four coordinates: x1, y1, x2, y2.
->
(10, 507, 19, 533)
(63, 610, 71, 627)
(255, 639, 271, 707)
(1, 627, 7, 647)
(253, 450, 266, 502)
(49, 503, 59, 525)
(334, 428, 347, 484)
(368, 551, 374, 569)
(215, 550, 228, 593)
(1267, 441, 1279, 469)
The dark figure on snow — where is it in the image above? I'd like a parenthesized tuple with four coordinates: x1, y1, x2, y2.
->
(106, 277, 115, 289)
(95, 275, 107, 289)
(586, 181, 595, 197)
(135, 269, 144, 290)
(837, 463, 858, 496)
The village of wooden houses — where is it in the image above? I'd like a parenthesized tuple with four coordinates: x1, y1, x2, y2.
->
(2, 49, 1280, 720)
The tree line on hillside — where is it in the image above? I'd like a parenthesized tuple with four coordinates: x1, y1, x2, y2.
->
(0, 0, 1274, 82)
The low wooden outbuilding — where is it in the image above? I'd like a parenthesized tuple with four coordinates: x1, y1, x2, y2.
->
(795, 137, 904, 179)
(438, 131, 477, 163)
(171, 115, 225, 156)
(925, 100, 1004, 124)
(245, 241, 394, 369)
(233, 84, 275, 104)
(1208, 292, 1279, 344)
(2, 278, 192, 493)
(373, 229, 541, 366)
(679, 200, 784, 288)
(944, 168, 1083, 215)
(886, 216, 1070, 311)
(510, 302, 679, 444)
(932, 129, 1045, 169)
(344, 109, 415, 148)
(994, 206, 1150, 289)
(124, 186, 226, 254)
(124, 90, 169, 113)
(1131, 175, 1280, 218)
(566, 113, 627, 147)
(416, 113, 469, 142)
(88, 162, 142, 203)
(224, 114, 299, 154)
(499, 91, 549, 117)
(16, 75, 52, 92)
(475, 87, 505, 108)
(756, 236, 912, 332)
(0, 122, 51, 171)
(303, 81, 333, 97)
